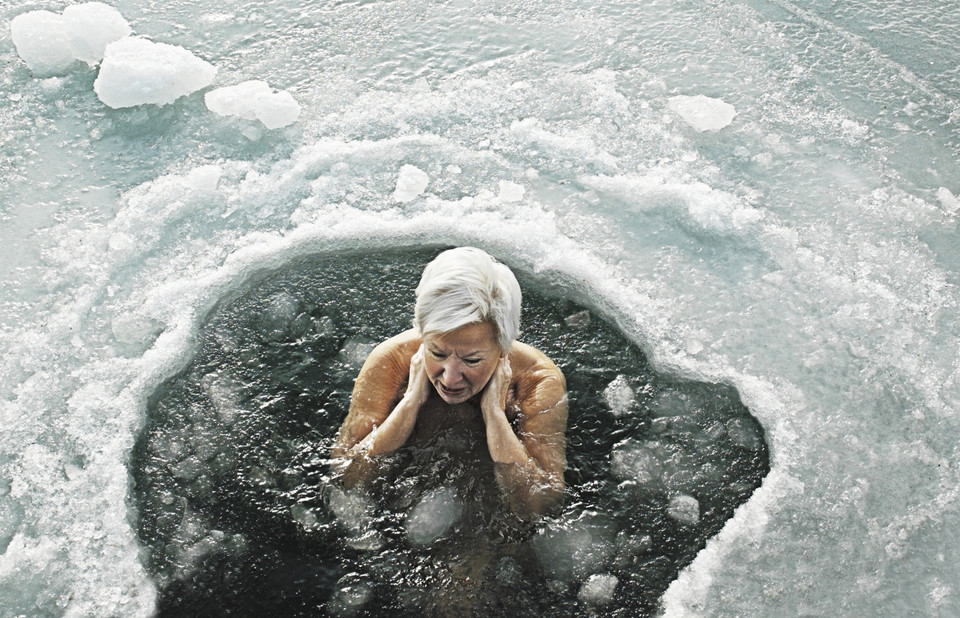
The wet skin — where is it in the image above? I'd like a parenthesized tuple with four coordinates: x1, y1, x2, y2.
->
(332, 322, 568, 519)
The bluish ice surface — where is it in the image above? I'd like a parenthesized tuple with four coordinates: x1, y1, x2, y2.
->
(1, 0, 959, 616)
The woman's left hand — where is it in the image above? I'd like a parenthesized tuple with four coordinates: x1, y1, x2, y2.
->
(481, 356, 512, 417)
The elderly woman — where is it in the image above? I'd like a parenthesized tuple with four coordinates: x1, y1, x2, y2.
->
(332, 247, 568, 519)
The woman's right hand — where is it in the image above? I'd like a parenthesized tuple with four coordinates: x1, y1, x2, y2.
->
(403, 344, 432, 408)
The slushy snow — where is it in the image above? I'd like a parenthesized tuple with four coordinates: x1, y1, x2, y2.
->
(393, 165, 430, 202)
(667, 94, 737, 132)
(94, 37, 217, 108)
(11, 4, 131, 75)
(205, 81, 301, 129)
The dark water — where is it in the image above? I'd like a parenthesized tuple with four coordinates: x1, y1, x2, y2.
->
(132, 248, 769, 617)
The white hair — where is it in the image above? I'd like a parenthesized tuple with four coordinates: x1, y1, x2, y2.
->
(414, 247, 521, 351)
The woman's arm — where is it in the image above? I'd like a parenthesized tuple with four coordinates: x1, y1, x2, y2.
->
(481, 347, 568, 519)
(331, 331, 428, 488)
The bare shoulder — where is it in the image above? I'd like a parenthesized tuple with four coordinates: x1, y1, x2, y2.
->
(508, 341, 567, 416)
(350, 329, 420, 409)
(360, 329, 420, 373)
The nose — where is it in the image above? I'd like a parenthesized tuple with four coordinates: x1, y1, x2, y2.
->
(441, 361, 463, 385)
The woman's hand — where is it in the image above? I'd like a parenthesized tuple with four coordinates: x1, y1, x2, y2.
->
(403, 344, 432, 408)
(481, 356, 512, 418)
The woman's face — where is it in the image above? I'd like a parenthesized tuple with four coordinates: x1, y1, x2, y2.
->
(422, 321, 502, 405)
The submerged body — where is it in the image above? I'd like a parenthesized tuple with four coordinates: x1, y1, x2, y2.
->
(332, 324, 568, 520)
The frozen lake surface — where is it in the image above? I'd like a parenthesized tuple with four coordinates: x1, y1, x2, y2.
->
(1, 0, 959, 615)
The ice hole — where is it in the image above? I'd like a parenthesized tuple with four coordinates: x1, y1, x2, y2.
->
(132, 248, 769, 616)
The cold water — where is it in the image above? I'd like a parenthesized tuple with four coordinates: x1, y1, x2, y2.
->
(133, 249, 767, 616)
(1, 0, 959, 616)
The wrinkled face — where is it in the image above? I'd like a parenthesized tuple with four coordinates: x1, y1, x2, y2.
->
(423, 321, 502, 405)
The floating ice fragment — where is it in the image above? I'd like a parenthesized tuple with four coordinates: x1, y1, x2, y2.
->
(564, 309, 591, 329)
(339, 338, 377, 367)
(393, 164, 429, 203)
(667, 94, 737, 132)
(498, 180, 526, 202)
(937, 187, 959, 214)
(255, 89, 300, 129)
(603, 375, 636, 416)
(10, 11, 77, 77)
(329, 573, 374, 616)
(405, 486, 462, 546)
(667, 494, 700, 525)
(328, 487, 375, 534)
(94, 37, 217, 108)
(579, 573, 618, 605)
(206, 81, 271, 120)
(532, 511, 616, 582)
(725, 417, 763, 450)
(610, 440, 663, 484)
(205, 81, 301, 129)
(63, 3, 131, 66)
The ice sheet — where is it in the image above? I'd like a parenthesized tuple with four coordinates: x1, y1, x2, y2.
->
(2, 0, 960, 615)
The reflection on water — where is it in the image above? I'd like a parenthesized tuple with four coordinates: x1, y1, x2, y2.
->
(133, 249, 768, 616)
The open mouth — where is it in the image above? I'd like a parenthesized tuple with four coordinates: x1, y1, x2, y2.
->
(438, 383, 467, 398)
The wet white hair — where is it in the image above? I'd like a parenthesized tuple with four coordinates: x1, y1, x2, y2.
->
(414, 247, 521, 351)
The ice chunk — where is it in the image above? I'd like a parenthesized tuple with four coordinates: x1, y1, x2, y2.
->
(328, 487, 375, 534)
(393, 164, 429, 203)
(201, 372, 243, 425)
(937, 187, 959, 214)
(666, 494, 700, 525)
(405, 486, 462, 546)
(603, 374, 636, 416)
(725, 416, 764, 450)
(532, 511, 616, 582)
(258, 291, 300, 340)
(564, 309, 591, 329)
(579, 573, 618, 605)
(329, 573, 373, 616)
(63, 3, 131, 66)
(610, 440, 663, 484)
(94, 37, 217, 108)
(206, 80, 302, 128)
(339, 338, 377, 367)
(206, 81, 271, 120)
(667, 94, 737, 132)
(498, 180, 525, 202)
(256, 89, 300, 129)
(11, 11, 77, 77)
